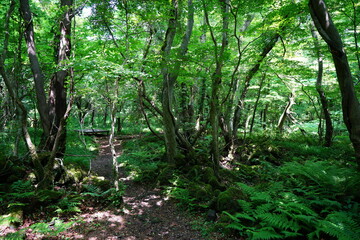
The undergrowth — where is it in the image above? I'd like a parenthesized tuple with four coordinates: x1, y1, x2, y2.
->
(220, 155, 360, 239)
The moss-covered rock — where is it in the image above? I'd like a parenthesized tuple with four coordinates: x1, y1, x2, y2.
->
(83, 176, 111, 191)
(215, 187, 244, 212)
(66, 165, 87, 183)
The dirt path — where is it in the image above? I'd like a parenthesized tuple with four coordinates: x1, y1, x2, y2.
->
(63, 136, 209, 239)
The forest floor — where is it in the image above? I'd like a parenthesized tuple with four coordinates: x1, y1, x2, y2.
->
(57, 136, 218, 239)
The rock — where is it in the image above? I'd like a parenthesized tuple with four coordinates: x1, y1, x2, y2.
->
(206, 209, 217, 222)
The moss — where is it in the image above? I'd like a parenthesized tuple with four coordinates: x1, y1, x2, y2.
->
(189, 183, 213, 201)
(216, 187, 244, 212)
(83, 176, 111, 191)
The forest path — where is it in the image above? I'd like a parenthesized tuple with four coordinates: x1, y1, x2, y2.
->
(63, 136, 208, 240)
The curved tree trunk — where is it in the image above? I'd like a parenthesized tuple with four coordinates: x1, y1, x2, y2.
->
(161, 0, 194, 165)
(309, 0, 360, 164)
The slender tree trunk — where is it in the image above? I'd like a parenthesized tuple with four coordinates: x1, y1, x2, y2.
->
(110, 93, 120, 191)
(250, 73, 265, 134)
(161, 0, 179, 165)
(232, 33, 280, 138)
(277, 92, 296, 132)
(309, 0, 360, 163)
(203, 0, 229, 172)
(1, 0, 42, 180)
(311, 27, 333, 146)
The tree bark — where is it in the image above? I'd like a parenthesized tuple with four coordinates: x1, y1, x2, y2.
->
(277, 92, 296, 132)
(309, 0, 360, 163)
(203, 0, 229, 172)
(250, 73, 266, 134)
(161, 0, 194, 164)
(48, 0, 74, 155)
(20, 0, 51, 137)
(1, 0, 42, 181)
(311, 27, 333, 146)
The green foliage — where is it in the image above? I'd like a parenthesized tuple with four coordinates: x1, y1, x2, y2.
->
(51, 194, 82, 214)
(5, 217, 74, 239)
(221, 160, 360, 239)
(64, 131, 97, 169)
(81, 184, 125, 207)
(118, 137, 164, 182)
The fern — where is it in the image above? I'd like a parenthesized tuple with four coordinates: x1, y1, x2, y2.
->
(254, 203, 273, 215)
(258, 213, 300, 232)
(81, 184, 102, 197)
(224, 211, 256, 222)
(10, 180, 33, 193)
(237, 199, 253, 213)
(317, 212, 360, 240)
(249, 227, 283, 240)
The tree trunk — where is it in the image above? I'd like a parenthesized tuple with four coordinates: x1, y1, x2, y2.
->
(203, 0, 229, 172)
(311, 27, 333, 147)
(1, 0, 42, 180)
(161, 0, 194, 164)
(232, 33, 280, 138)
(250, 73, 266, 134)
(161, 0, 179, 165)
(309, 0, 360, 163)
(20, 0, 51, 137)
(277, 92, 296, 132)
(48, 0, 73, 155)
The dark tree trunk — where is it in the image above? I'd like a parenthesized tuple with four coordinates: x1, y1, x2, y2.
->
(309, 0, 360, 164)
(311, 28, 333, 146)
(48, 0, 74, 155)
(20, 0, 51, 137)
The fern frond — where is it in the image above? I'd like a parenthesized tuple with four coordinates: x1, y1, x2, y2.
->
(278, 201, 318, 217)
(318, 211, 360, 240)
(249, 227, 283, 240)
(236, 183, 258, 198)
(237, 199, 253, 213)
(255, 203, 273, 215)
(280, 230, 302, 238)
(227, 222, 246, 231)
(258, 213, 300, 232)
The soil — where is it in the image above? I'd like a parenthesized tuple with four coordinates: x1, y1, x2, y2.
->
(71, 136, 208, 239)
(1, 136, 224, 239)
